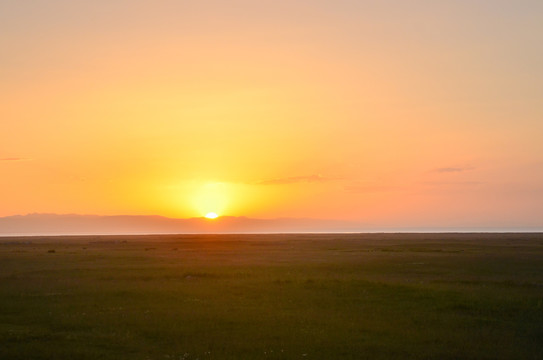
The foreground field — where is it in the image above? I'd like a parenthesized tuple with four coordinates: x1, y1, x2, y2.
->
(1, 233, 542, 359)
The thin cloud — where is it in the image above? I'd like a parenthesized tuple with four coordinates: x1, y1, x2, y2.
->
(344, 184, 400, 193)
(422, 181, 483, 186)
(256, 174, 333, 185)
(432, 166, 475, 173)
(0, 157, 31, 162)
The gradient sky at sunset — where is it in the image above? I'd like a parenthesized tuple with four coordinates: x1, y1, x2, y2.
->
(1, 1, 542, 228)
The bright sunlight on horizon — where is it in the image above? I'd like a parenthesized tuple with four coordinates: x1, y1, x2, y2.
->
(1, 1, 542, 229)
(205, 212, 219, 219)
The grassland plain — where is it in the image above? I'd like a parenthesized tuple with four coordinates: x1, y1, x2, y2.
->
(1, 233, 542, 359)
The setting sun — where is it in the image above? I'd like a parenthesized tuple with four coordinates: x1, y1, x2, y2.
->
(205, 212, 219, 219)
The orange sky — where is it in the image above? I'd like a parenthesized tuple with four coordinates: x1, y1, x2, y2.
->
(1, 1, 542, 228)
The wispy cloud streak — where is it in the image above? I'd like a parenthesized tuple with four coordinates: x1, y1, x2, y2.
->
(256, 174, 333, 185)
(432, 166, 475, 173)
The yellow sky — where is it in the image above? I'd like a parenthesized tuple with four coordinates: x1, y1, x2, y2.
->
(1, 1, 542, 228)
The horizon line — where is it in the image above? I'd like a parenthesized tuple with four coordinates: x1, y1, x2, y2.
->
(2, 230, 543, 238)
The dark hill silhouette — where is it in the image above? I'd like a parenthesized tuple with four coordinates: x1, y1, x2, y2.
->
(0, 214, 365, 235)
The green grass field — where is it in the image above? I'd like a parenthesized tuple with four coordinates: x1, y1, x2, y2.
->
(1, 233, 542, 359)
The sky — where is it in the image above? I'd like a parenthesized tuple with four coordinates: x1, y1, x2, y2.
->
(1, 0, 542, 229)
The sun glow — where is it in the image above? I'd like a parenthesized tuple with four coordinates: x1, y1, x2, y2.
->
(205, 212, 219, 219)
(191, 182, 229, 217)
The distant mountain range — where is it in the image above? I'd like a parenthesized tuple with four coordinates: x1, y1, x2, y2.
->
(1, 214, 540, 236)
(0, 213, 366, 236)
